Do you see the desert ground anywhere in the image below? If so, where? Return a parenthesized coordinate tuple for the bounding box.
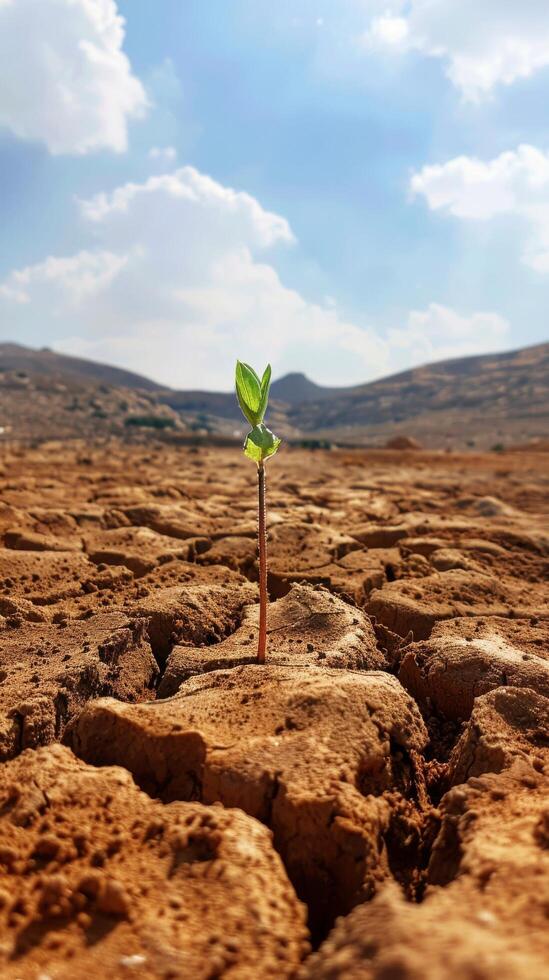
(0, 439, 548, 978)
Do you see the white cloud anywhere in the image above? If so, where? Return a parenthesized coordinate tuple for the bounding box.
(364, 0, 549, 100)
(0, 166, 382, 387)
(148, 146, 178, 169)
(411, 144, 549, 272)
(79, 167, 296, 250)
(0, 250, 128, 305)
(0, 0, 147, 154)
(369, 15, 408, 47)
(0, 165, 511, 387)
(388, 304, 510, 365)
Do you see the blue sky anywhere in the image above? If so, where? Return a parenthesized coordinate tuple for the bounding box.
(0, 0, 548, 388)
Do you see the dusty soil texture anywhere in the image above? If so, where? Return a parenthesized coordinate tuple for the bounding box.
(158, 584, 385, 695)
(302, 687, 549, 979)
(0, 440, 548, 977)
(0, 744, 308, 979)
(70, 665, 428, 937)
(0, 613, 157, 761)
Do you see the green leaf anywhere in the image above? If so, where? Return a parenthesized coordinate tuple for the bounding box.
(235, 360, 263, 426)
(243, 423, 281, 463)
(235, 360, 274, 426)
(242, 362, 261, 387)
(260, 363, 271, 394)
(257, 363, 272, 422)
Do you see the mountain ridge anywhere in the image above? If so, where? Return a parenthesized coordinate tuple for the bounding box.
(1, 339, 547, 449)
(0, 342, 163, 393)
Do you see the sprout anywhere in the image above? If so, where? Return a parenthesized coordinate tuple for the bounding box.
(235, 361, 281, 663)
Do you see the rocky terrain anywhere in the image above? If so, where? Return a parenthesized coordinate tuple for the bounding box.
(2, 340, 547, 448)
(0, 439, 548, 978)
(288, 341, 549, 450)
(0, 345, 184, 442)
(159, 341, 549, 450)
(0, 343, 162, 392)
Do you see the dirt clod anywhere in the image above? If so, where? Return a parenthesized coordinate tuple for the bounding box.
(0, 745, 309, 978)
(71, 664, 428, 937)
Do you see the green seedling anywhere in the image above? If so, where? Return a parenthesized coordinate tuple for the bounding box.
(235, 360, 281, 663)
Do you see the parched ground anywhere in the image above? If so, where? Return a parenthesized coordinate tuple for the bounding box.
(0, 440, 548, 978)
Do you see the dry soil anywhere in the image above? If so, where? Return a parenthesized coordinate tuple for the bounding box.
(0, 441, 547, 978)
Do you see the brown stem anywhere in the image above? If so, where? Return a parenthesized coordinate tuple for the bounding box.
(257, 460, 267, 664)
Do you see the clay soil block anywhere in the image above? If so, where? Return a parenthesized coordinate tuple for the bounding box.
(159, 583, 385, 695)
(0, 613, 157, 761)
(0, 744, 309, 979)
(70, 665, 428, 936)
(303, 686, 549, 979)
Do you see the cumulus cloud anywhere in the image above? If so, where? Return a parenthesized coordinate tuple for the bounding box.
(0, 250, 129, 305)
(364, 0, 549, 100)
(411, 144, 549, 272)
(0, 166, 383, 387)
(0, 165, 511, 387)
(0, 0, 147, 154)
(388, 304, 510, 365)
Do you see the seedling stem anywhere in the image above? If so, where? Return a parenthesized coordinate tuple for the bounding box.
(257, 460, 267, 664)
(234, 360, 281, 663)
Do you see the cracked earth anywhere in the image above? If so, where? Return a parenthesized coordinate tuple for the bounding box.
(0, 441, 548, 978)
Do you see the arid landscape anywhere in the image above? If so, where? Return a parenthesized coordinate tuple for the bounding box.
(4, 0, 549, 976)
(2, 340, 548, 450)
(0, 437, 547, 977)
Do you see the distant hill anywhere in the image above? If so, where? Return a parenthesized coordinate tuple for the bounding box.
(160, 342, 549, 449)
(158, 371, 336, 419)
(0, 342, 161, 392)
(1, 340, 547, 449)
(270, 372, 337, 403)
(287, 342, 549, 449)
(0, 342, 180, 442)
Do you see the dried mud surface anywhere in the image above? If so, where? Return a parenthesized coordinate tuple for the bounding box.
(0, 441, 548, 978)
